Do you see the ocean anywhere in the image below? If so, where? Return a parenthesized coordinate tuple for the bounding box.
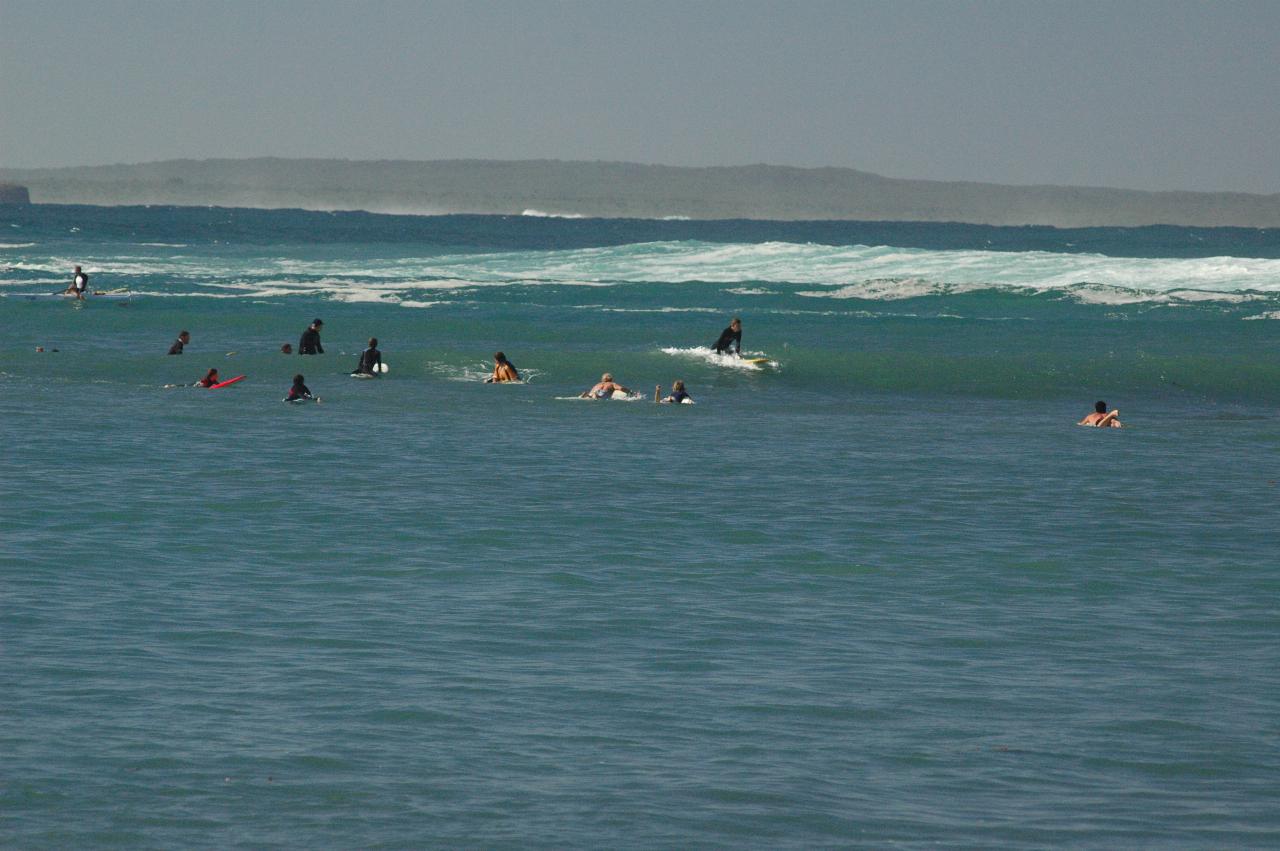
(3, 204, 1278, 847)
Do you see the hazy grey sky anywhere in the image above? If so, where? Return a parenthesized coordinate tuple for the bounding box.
(3, 0, 1278, 192)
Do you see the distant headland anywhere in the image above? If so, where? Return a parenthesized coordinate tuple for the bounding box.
(2, 158, 1278, 228)
(0, 183, 31, 204)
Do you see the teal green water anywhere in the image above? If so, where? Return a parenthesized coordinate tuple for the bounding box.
(3, 206, 1279, 847)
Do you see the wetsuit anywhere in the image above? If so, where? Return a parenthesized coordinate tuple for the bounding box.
(168, 337, 186, 355)
(353, 347, 382, 375)
(285, 381, 312, 401)
(299, 326, 323, 355)
(668, 388, 690, 404)
(712, 325, 741, 355)
(72, 272, 88, 296)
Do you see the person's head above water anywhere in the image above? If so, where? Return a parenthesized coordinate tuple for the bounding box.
(178, 330, 190, 341)
(673, 380, 685, 392)
(730, 317, 741, 329)
(293, 373, 305, 384)
(494, 351, 507, 363)
(368, 337, 377, 348)
(1095, 401, 1107, 413)
(205, 368, 218, 379)
(311, 318, 323, 328)
(74, 265, 82, 273)
(602, 373, 613, 382)
(281, 343, 292, 354)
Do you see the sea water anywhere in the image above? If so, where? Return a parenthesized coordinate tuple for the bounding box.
(2, 205, 1278, 847)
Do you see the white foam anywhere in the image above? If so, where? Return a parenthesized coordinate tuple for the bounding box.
(522, 209, 586, 219)
(660, 346, 773, 370)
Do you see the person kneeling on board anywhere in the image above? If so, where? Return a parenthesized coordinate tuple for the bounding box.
(581, 373, 631, 399)
(196, 368, 221, 388)
(485, 351, 519, 383)
(658, 380, 692, 404)
(1079, 401, 1122, 428)
(353, 337, 383, 376)
(712, 317, 742, 357)
(285, 374, 314, 402)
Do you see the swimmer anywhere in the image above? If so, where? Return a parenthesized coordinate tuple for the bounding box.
(168, 330, 190, 355)
(659, 380, 693, 404)
(712, 317, 742, 357)
(485, 351, 519, 383)
(280, 343, 293, 354)
(580, 373, 631, 399)
(196, 368, 220, 388)
(285, 374, 313, 402)
(353, 337, 383, 376)
(1079, 401, 1122, 428)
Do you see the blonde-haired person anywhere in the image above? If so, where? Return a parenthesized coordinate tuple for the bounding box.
(581, 373, 630, 399)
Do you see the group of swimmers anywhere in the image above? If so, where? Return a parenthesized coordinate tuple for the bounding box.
(63, 267, 1121, 420)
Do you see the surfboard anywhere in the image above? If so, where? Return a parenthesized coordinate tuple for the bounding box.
(741, 357, 770, 365)
(352, 363, 389, 377)
(210, 375, 246, 389)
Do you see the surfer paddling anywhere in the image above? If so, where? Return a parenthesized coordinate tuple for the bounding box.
(712, 317, 742, 357)
(196, 368, 220, 388)
(1079, 401, 1122, 428)
(580, 373, 631, 399)
(658, 380, 693, 404)
(485, 351, 519, 383)
(285, 374, 315, 402)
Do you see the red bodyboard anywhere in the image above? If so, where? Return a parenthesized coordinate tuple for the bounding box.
(210, 375, 246, 389)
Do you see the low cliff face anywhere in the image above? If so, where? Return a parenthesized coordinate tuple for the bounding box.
(0, 183, 31, 204)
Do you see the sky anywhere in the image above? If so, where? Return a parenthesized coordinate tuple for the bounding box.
(2, 0, 1278, 193)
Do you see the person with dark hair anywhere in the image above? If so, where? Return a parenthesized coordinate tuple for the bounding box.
(280, 343, 293, 354)
(168, 330, 190, 355)
(353, 337, 383, 376)
(1079, 400, 1122, 428)
(196, 368, 220, 388)
(285, 374, 313, 402)
(712, 317, 742, 356)
(485, 351, 519, 383)
(299, 319, 324, 355)
(65, 265, 89, 300)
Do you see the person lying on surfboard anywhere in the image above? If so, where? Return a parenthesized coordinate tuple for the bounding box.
(659, 380, 692, 404)
(285, 374, 314, 402)
(1079, 401, 1122, 428)
(485, 351, 520, 383)
(196, 368, 220, 388)
(712, 317, 742, 357)
(581, 373, 631, 399)
(353, 337, 383, 376)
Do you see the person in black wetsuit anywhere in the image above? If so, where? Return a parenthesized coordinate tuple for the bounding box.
(66, 265, 89, 300)
(712, 317, 742, 356)
(353, 337, 382, 376)
(299, 319, 324, 355)
(168, 330, 190, 355)
(285, 374, 313, 402)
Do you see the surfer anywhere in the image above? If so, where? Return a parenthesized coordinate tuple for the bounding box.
(168, 330, 190, 355)
(581, 373, 631, 399)
(285, 374, 314, 402)
(712, 317, 742, 357)
(1079, 401, 1122, 428)
(659, 380, 692, 404)
(299, 319, 324, 355)
(353, 337, 383, 376)
(196, 368, 220, 388)
(485, 351, 519, 383)
(64, 265, 89, 300)
(280, 343, 293, 354)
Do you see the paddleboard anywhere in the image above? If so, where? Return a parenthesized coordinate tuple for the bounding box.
(210, 375, 246, 389)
